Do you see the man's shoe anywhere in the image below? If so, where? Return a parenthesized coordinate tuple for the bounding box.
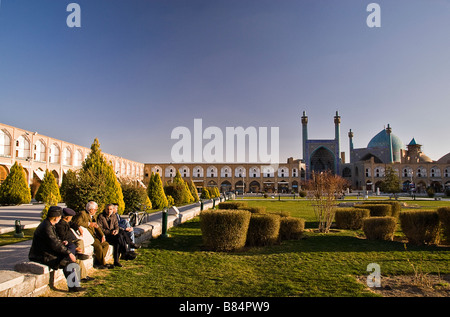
(114, 262, 123, 267)
(94, 264, 107, 270)
(69, 286, 86, 292)
(81, 276, 95, 282)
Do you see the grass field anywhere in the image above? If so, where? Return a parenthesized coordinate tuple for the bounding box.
(82, 199, 450, 297)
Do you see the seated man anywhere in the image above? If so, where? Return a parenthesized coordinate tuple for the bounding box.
(97, 204, 136, 267)
(55, 207, 94, 282)
(113, 203, 139, 254)
(28, 206, 85, 292)
(72, 201, 111, 269)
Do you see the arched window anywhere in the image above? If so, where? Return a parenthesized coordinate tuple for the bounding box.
(15, 135, 30, 159)
(0, 130, 11, 157)
(34, 140, 46, 162)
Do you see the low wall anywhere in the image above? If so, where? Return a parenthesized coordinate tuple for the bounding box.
(0, 197, 222, 297)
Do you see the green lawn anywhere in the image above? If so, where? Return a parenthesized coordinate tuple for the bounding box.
(83, 199, 450, 297)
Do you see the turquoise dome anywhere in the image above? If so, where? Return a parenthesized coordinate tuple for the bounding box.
(367, 128, 405, 161)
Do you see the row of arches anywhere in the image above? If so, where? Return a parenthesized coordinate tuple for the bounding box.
(342, 166, 450, 179)
(200, 180, 300, 194)
(0, 129, 85, 166)
(152, 165, 299, 179)
(0, 128, 144, 181)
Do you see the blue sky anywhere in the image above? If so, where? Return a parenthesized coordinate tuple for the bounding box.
(1, 0, 450, 163)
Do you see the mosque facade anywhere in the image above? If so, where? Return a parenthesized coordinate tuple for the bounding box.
(301, 111, 450, 194)
(2, 111, 450, 196)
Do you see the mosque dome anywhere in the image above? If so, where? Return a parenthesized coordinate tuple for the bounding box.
(367, 127, 405, 153)
(438, 152, 450, 164)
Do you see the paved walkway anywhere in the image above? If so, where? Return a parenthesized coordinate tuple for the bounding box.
(0, 203, 48, 271)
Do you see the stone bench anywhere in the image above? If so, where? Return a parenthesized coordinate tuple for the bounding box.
(0, 244, 113, 297)
(1, 198, 219, 297)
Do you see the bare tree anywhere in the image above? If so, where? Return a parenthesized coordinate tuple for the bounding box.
(306, 171, 348, 233)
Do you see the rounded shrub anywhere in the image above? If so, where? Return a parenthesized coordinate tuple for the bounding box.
(437, 207, 450, 241)
(246, 213, 281, 247)
(238, 206, 267, 214)
(218, 201, 248, 210)
(279, 217, 305, 240)
(355, 204, 392, 217)
(200, 209, 251, 251)
(335, 208, 370, 230)
(399, 210, 440, 245)
(363, 217, 397, 241)
(362, 201, 401, 218)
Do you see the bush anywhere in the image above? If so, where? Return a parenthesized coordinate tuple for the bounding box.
(399, 210, 440, 245)
(335, 208, 370, 230)
(147, 172, 168, 210)
(0, 162, 31, 205)
(437, 207, 450, 241)
(362, 201, 401, 218)
(120, 180, 152, 214)
(238, 206, 266, 214)
(279, 217, 305, 240)
(200, 187, 210, 199)
(200, 209, 251, 251)
(246, 214, 281, 247)
(271, 210, 290, 217)
(355, 204, 392, 217)
(218, 201, 248, 210)
(164, 183, 191, 206)
(35, 170, 61, 204)
(363, 217, 397, 241)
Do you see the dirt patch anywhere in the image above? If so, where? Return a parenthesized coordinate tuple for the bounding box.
(357, 274, 450, 297)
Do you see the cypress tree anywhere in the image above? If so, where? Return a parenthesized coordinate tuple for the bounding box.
(35, 169, 61, 204)
(60, 169, 77, 202)
(172, 170, 194, 204)
(188, 180, 199, 202)
(147, 172, 168, 209)
(200, 187, 210, 200)
(0, 162, 31, 205)
(82, 138, 125, 213)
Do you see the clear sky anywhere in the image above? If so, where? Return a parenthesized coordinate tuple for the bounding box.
(1, 0, 449, 163)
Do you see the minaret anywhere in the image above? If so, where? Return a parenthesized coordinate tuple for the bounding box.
(301, 111, 308, 161)
(386, 124, 393, 163)
(334, 111, 341, 162)
(348, 129, 354, 163)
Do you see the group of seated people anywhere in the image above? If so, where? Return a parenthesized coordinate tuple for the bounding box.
(28, 201, 140, 292)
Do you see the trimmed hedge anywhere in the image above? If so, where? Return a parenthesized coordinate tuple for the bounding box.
(200, 209, 251, 251)
(363, 217, 397, 241)
(218, 201, 248, 210)
(246, 214, 281, 247)
(335, 208, 370, 230)
(238, 206, 267, 214)
(279, 217, 305, 240)
(399, 210, 440, 245)
(355, 204, 392, 217)
(362, 201, 401, 218)
(437, 207, 450, 241)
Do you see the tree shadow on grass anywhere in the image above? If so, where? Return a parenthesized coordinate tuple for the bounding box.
(145, 218, 450, 255)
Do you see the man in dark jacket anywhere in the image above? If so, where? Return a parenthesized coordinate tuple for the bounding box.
(29, 206, 85, 292)
(55, 208, 94, 282)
